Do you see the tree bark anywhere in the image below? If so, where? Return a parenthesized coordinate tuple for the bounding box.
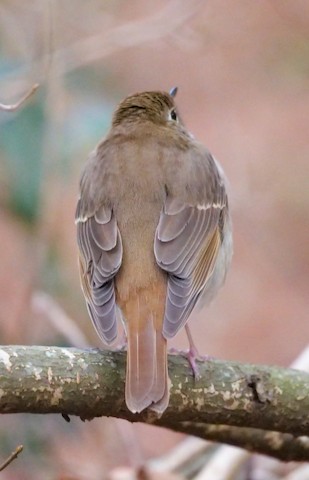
(0, 345, 308, 461)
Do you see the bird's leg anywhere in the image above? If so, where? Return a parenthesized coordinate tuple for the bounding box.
(112, 330, 127, 351)
(184, 324, 203, 379)
(169, 325, 211, 380)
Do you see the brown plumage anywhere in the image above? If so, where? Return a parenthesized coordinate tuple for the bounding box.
(75, 89, 232, 414)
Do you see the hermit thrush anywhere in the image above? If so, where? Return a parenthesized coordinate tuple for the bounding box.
(75, 89, 232, 414)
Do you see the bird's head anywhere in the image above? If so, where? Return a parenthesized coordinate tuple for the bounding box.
(112, 88, 181, 127)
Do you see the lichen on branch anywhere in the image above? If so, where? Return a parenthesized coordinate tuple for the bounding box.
(0, 345, 309, 461)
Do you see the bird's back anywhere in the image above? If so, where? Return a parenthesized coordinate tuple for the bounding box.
(97, 132, 169, 413)
(76, 90, 232, 414)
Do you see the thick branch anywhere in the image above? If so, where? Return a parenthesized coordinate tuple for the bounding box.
(0, 345, 309, 461)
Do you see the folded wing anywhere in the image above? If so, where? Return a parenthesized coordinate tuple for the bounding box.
(76, 201, 122, 344)
(154, 163, 227, 339)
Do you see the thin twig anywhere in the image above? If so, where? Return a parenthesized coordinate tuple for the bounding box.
(0, 445, 23, 472)
(31, 291, 89, 348)
(2, 0, 203, 87)
(0, 84, 39, 111)
(193, 445, 248, 480)
(149, 437, 213, 476)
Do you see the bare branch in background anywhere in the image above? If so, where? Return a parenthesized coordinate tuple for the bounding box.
(0, 445, 23, 472)
(148, 437, 212, 475)
(32, 291, 89, 348)
(176, 422, 309, 463)
(2, 0, 203, 88)
(51, 0, 203, 75)
(0, 83, 39, 111)
(193, 445, 248, 480)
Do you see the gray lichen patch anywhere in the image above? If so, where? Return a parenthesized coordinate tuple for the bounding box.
(47, 367, 53, 383)
(33, 367, 43, 380)
(231, 379, 243, 392)
(0, 349, 12, 371)
(77, 357, 89, 370)
(61, 348, 77, 367)
(51, 387, 64, 406)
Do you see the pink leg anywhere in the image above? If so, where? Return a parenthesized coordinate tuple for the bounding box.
(112, 330, 127, 351)
(169, 325, 211, 379)
(185, 324, 210, 379)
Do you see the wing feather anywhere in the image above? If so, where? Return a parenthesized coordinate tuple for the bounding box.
(76, 199, 122, 344)
(154, 169, 226, 339)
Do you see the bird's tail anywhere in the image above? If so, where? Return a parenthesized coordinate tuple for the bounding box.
(123, 286, 169, 414)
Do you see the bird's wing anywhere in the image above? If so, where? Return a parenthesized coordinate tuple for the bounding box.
(75, 200, 122, 344)
(154, 156, 227, 339)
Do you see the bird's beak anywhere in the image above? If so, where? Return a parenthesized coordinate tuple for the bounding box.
(169, 87, 178, 98)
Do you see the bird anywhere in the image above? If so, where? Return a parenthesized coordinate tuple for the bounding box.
(75, 88, 232, 414)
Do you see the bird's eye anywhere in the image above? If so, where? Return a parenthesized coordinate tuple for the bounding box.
(169, 109, 178, 122)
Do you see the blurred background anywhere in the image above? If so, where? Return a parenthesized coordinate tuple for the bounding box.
(0, 0, 308, 478)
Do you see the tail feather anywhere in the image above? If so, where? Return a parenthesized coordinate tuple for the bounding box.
(149, 330, 169, 414)
(123, 292, 169, 414)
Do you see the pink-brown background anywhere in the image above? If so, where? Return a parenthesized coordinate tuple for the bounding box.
(0, 1, 308, 478)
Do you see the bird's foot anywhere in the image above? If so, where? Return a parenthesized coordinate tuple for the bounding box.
(169, 346, 211, 380)
(169, 324, 213, 379)
(186, 346, 211, 380)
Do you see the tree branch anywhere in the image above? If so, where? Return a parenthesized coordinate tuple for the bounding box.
(0, 445, 23, 472)
(0, 345, 309, 461)
(174, 423, 309, 462)
(0, 84, 39, 111)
